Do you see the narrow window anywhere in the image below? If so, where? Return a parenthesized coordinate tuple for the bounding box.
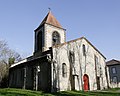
(37, 31, 42, 51)
(112, 67, 116, 74)
(37, 65, 40, 72)
(21, 68, 24, 81)
(69, 51, 75, 64)
(62, 63, 67, 77)
(83, 44, 86, 56)
(52, 31, 60, 46)
(95, 55, 99, 65)
(94, 55, 99, 71)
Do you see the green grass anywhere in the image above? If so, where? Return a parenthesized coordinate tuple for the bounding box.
(105, 88, 120, 91)
(0, 88, 52, 96)
(0, 88, 120, 96)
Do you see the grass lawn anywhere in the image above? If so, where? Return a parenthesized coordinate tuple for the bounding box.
(0, 88, 120, 96)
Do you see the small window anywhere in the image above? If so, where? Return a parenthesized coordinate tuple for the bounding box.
(83, 44, 86, 56)
(112, 67, 116, 74)
(69, 51, 75, 64)
(62, 63, 67, 77)
(95, 55, 99, 65)
(112, 76, 117, 83)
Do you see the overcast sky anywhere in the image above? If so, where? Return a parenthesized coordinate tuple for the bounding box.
(0, 0, 120, 60)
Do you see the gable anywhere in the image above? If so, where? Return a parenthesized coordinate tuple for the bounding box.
(106, 59, 120, 66)
(52, 37, 106, 59)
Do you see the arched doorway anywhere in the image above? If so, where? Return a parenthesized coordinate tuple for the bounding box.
(83, 74, 89, 91)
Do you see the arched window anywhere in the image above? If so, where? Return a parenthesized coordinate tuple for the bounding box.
(62, 63, 67, 77)
(52, 31, 60, 46)
(37, 31, 42, 51)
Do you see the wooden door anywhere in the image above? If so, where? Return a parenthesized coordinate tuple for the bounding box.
(83, 74, 89, 91)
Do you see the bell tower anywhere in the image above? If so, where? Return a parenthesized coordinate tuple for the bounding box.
(34, 11, 66, 53)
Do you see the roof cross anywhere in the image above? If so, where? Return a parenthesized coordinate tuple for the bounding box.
(48, 8, 51, 12)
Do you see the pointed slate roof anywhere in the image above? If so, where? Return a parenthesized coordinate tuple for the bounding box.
(40, 11, 63, 29)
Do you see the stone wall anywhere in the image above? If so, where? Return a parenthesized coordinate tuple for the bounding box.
(9, 57, 51, 92)
(44, 24, 66, 51)
(52, 37, 107, 91)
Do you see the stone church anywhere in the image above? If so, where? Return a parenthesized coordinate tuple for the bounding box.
(9, 11, 108, 92)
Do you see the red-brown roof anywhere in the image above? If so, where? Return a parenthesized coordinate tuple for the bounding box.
(40, 11, 63, 29)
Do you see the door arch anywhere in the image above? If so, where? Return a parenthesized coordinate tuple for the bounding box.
(83, 74, 89, 91)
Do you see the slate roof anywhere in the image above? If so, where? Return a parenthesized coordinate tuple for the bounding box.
(106, 59, 120, 66)
(39, 11, 63, 29)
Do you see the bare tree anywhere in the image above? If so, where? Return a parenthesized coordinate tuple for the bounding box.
(0, 40, 22, 87)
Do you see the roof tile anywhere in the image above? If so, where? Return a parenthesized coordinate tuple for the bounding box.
(40, 11, 62, 28)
